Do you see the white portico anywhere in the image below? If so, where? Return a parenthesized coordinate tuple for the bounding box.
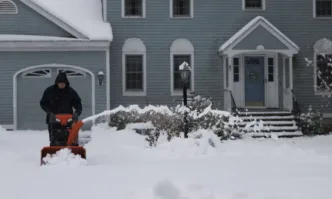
(218, 16, 299, 111)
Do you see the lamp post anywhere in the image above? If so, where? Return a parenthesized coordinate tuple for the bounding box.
(179, 62, 191, 138)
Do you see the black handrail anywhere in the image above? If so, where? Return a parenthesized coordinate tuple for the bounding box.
(229, 90, 238, 114)
(291, 89, 301, 128)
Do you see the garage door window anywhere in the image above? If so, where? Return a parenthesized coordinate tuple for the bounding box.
(22, 69, 51, 78)
(58, 69, 86, 77)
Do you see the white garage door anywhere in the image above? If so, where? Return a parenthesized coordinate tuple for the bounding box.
(17, 67, 93, 130)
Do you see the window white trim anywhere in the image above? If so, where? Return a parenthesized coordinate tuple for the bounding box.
(122, 38, 147, 96)
(57, 68, 87, 78)
(242, 0, 266, 10)
(121, 0, 146, 18)
(22, 69, 52, 78)
(170, 38, 194, 96)
(13, 64, 96, 130)
(0, 0, 18, 14)
(106, 49, 110, 110)
(313, 0, 332, 19)
(170, 0, 194, 18)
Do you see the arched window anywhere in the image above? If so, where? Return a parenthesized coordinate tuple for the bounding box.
(170, 38, 194, 95)
(22, 69, 51, 78)
(122, 38, 146, 96)
(0, 0, 18, 14)
(58, 69, 86, 77)
(313, 38, 332, 93)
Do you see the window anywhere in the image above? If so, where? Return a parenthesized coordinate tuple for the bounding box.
(122, 38, 146, 96)
(122, 0, 145, 17)
(171, 0, 193, 18)
(243, 0, 265, 10)
(125, 55, 144, 91)
(58, 69, 85, 77)
(315, 0, 332, 17)
(233, 58, 239, 82)
(315, 54, 332, 91)
(0, 0, 18, 14)
(170, 39, 194, 95)
(23, 69, 51, 78)
(268, 58, 274, 82)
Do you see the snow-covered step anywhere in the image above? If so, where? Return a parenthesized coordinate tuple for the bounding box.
(240, 115, 294, 120)
(237, 120, 296, 126)
(248, 131, 303, 138)
(237, 111, 291, 116)
(240, 125, 299, 131)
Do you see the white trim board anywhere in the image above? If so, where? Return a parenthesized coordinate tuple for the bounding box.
(218, 16, 299, 57)
(0, 40, 110, 51)
(20, 0, 87, 39)
(13, 64, 96, 130)
(106, 49, 110, 110)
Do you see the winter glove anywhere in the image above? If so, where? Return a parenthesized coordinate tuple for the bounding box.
(49, 112, 56, 123)
(72, 112, 79, 122)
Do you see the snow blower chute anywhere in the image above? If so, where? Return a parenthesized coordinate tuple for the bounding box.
(40, 114, 86, 165)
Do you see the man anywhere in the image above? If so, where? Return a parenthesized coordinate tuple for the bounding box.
(40, 71, 82, 144)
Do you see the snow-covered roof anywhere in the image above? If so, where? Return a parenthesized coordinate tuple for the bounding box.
(27, 0, 113, 41)
(0, 34, 79, 41)
(218, 16, 299, 52)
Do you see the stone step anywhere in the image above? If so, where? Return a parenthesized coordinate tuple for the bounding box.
(237, 120, 297, 126)
(239, 115, 295, 121)
(237, 111, 292, 116)
(247, 131, 303, 138)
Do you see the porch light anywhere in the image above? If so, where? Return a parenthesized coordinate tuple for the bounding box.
(179, 61, 191, 139)
(179, 61, 191, 83)
(97, 71, 104, 86)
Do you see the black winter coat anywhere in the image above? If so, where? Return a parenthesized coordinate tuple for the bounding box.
(40, 72, 82, 124)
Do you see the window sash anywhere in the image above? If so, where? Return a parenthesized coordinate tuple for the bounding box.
(244, 0, 263, 9)
(316, 54, 332, 91)
(172, 0, 191, 16)
(125, 55, 144, 90)
(124, 0, 143, 16)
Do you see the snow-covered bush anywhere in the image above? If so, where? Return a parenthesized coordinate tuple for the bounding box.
(298, 106, 324, 136)
(107, 96, 241, 145)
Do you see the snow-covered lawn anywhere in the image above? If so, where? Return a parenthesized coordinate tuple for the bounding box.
(1, 124, 332, 199)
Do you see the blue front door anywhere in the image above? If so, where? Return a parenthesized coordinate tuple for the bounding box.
(245, 56, 265, 106)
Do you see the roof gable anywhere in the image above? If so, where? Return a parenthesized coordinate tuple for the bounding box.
(20, 0, 113, 41)
(219, 16, 299, 54)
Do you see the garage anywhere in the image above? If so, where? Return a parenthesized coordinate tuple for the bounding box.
(15, 66, 94, 130)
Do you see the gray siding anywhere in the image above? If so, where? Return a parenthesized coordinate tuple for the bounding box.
(0, 51, 106, 125)
(107, 0, 332, 113)
(233, 26, 288, 50)
(0, 0, 72, 37)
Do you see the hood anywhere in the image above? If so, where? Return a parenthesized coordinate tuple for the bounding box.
(55, 72, 70, 87)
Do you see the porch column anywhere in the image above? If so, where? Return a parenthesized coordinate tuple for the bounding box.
(289, 56, 293, 90)
(227, 56, 233, 111)
(283, 56, 293, 111)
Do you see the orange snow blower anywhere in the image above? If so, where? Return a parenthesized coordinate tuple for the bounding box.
(40, 114, 86, 165)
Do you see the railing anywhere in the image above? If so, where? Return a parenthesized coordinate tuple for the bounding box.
(229, 90, 238, 115)
(291, 89, 301, 127)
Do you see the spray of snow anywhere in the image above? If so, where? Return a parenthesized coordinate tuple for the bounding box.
(42, 148, 88, 167)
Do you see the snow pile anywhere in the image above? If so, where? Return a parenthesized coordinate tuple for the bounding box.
(30, 0, 113, 40)
(152, 179, 220, 199)
(42, 148, 88, 167)
(151, 130, 221, 158)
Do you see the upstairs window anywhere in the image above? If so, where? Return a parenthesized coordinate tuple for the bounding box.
(243, 0, 265, 10)
(0, 0, 18, 14)
(315, 0, 332, 17)
(123, 0, 145, 17)
(171, 0, 193, 18)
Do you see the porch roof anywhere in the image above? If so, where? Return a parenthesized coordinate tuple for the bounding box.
(218, 16, 299, 57)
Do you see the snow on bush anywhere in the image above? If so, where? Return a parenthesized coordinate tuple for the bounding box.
(298, 106, 324, 135)
(42, 148, 88, 167)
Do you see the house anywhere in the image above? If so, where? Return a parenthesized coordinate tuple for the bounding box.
(1, 0, 332, 133)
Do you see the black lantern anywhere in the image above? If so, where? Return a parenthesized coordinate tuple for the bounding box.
(180, 62, 191, 83)
(179, 62, 191, 138)
(97, 71, 104, 86)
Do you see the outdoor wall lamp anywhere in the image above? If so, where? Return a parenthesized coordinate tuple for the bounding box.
(97, 71, 104, 86)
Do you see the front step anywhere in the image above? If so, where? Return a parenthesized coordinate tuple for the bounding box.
(235, 111, 302, 137)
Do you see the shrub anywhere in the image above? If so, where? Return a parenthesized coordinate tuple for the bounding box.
(298, 106, 324, 136)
